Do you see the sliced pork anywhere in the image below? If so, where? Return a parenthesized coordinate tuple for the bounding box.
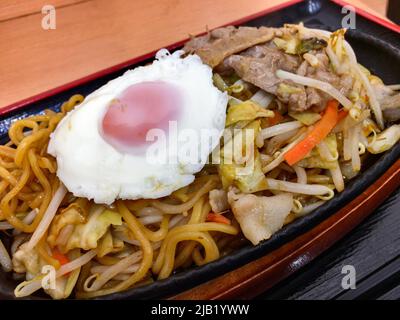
(227, 188, 293, 245)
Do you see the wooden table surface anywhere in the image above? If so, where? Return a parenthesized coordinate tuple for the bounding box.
(0, 0, 388, 109)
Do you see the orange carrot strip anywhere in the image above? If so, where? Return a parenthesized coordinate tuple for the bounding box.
(268, 111, 284, 126)
(284, 100, 339, 166)
(206, 213, 231, 225)
(337, 109, 348, 123)
(52, 248, 70, 266)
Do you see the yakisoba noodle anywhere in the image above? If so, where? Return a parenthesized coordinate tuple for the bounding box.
(0, 96, 79, 268)
(0, 95, 239, 298)
(1, 23, 400, 299)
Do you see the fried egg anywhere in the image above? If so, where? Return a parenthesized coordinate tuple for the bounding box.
(48, 50, 227, 204)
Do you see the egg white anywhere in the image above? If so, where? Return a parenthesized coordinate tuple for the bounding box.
(48, 50, 227, 204)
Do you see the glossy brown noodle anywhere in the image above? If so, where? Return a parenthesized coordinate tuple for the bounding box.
(0, 96, 239, 298)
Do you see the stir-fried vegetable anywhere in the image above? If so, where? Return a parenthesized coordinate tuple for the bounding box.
(206, 213, 231, 225)
(337, 109, 349, 123)
(220, 148, 268, 193)
(220, 120, 270, 193)
(298, 155, 337, 170)
(52, 249, 70, 266)
(297, 37, 328, 54)
(267, 111, 284, 126)
(284, 100, 339, 165)
(273, 36, 327, 55)
(367, 124, 400, 154)
(47, 201, 88, 248)
(251, 90, 274, 108)
(226, 100, 274, 126)
(97, 230, 124, 258)
(0, 239, 12, 272)
(289, 111, 321, 126)
(51, 207, 122, 252)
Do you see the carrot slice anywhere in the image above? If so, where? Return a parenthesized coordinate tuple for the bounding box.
(284, 100, 339, 166)
(268, 111, 284, 126)
(206, 213, 231, 225)
(52, 248, 70, 266)
(337, 109, 348, 123)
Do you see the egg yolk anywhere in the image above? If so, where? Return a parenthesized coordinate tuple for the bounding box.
(101, 81, 182, 152)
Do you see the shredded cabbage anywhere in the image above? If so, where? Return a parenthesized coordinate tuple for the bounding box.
(226, 100, 274, 126)
(97, 230, 124, 258)
(220, 121, 268, 193)
(316, 134, 339, 161)
(273, 37, 299, 54)
(235, 149, 268, 193)
(289, 111, 321, 126)
(273, 35, 326, 55)
(63, 207, 122, 252)
(297, 155, 337, 169)
(367, 124, 400, 154)
(12, 242, 43, 276)
(47, 201, 88, 248)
